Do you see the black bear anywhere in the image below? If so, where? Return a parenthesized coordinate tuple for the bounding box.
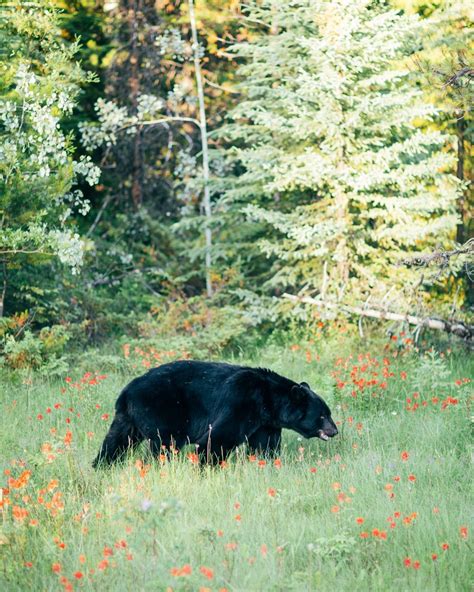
(93, 360, 338, 466)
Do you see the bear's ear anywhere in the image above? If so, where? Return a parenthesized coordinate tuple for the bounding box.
(291, 385, 307, 402)
(300, 381, 310, 389)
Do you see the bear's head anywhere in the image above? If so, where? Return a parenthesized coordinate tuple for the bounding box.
(282, 382, 338, 441)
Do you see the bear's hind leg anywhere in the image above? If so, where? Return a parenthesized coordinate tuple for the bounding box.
(93, 412, 141, 467)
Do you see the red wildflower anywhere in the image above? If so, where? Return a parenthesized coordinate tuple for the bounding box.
(199, 566, 214, 580)
(408, 474, 416, 482)
(431, 554, 438, 561)
(74, 572, 83, 579)
(273, 458, 282, 469)
(52, 563, 61, 573)
(360, 532, 369, 539)
(400, 451, 409, 461)
(267, 488, 276, 498)
(171, 564, 192, 577)
(225, 542, 238, 551)
(441, 543, 449, 551)
(460, 526, 468, 540)
(356, 517, 364, 524)
(413, 561, 420, 570)
(404, 557, 411, 567)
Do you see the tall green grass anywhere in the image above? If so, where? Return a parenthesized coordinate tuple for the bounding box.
(1, 342, 472, 591)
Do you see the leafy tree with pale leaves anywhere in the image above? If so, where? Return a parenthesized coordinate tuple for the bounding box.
(0, 1, 99, 316)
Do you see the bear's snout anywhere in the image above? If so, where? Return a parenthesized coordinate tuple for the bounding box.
(317, 418, 338, 441)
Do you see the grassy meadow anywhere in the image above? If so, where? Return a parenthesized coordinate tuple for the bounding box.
(1, 337, 473, 591)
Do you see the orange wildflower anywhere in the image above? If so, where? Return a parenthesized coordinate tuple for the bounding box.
(199, 566, 214, 580)
(187, 453, 199, 465)
(170, 564, 192, 577)
(8, 470, 31, 489)
(12, 505, 28, 521)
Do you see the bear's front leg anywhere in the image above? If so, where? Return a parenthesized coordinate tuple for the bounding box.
(247, 427, 281, 457)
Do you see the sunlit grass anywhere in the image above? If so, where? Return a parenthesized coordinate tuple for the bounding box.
(1, 342, 472, 591)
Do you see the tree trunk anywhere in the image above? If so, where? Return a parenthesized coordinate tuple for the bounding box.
(0, 261, 6, 318)
(456, 114, 465, 243)
(128, 0, 143, 209)
(189, 0, 213, 298)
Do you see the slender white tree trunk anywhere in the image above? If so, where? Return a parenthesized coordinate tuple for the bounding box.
(189, 0, 212, 297)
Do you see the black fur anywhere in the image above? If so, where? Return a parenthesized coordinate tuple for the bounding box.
(93, 360, 338, 466)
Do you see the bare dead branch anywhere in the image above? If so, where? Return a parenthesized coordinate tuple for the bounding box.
(282, 293, 474, 344)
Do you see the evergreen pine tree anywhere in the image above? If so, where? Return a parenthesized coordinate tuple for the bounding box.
(221, 0, 461, 307)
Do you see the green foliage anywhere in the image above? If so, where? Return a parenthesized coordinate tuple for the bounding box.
(2, 324, 70, 370)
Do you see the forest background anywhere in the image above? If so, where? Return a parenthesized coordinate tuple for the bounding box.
(0, 0, 472, 370)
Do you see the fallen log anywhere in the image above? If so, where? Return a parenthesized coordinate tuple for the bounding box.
(282, 293, 474, 343)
